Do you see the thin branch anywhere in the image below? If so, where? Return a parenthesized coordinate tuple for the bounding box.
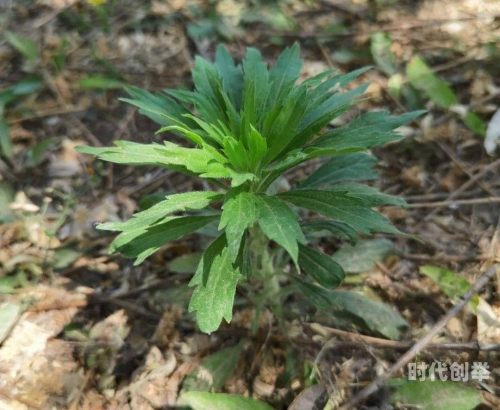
(338, 265, 499, 410)
(307, 323, 500, 351)
(405, 197, 500, 208)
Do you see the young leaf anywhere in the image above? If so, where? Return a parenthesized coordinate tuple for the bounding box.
(298, 244, 345, 288)
(255, 195, 306, 264)
(279, 189, 402, 235)
(189, 235, 242, 333)
(300, 152, 377, 188)
(215, 45, 244, 110)
(219, 190, 257, 262)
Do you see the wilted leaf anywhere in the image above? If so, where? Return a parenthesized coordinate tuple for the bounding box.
(180, 392, 274, 410)
(332, 239, 395, 273)
(288, 383, 327, 410)
(406, 56, 457, 108)
(182, 341, 245, 392)
(392, 380, 482, 410)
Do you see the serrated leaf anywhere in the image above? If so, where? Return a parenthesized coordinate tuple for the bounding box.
(255, 195, 306, 264)
(279, 189, 402, 235)
(391, 380, 482, 410)
(309, 110, 425, 155)
(332, 239, 395, 273)
(99, 191, 222, 232)
(219, 190, 257, 262)
(189, 237, 242, 333)
(327, 183, 406, 206)
(298, 244, 345, 288)
(406, 56, 457, 108)
(293, 276, 409, 339)
(419, 265, 479, 307)
(300, 153, 377, 188)
(182, 340, 245, 392)
(180, 392, 274, 410)
(111, 215, 218, 265)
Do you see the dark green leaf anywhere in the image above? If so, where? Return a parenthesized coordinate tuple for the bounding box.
(301, 220, 359, 244)
(300, 153, 377, 188)
(0, 118, 12, 158)
(279, 189, 402, 235)
(332, 239, 395, 273)
(298, 244, 345, 288)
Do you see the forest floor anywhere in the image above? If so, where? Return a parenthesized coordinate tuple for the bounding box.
(1, 0, 500, 409)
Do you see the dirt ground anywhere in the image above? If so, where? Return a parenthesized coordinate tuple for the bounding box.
(1, 0, 500, 409)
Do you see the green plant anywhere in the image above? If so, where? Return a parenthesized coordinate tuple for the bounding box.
(77, 44, 423, 333)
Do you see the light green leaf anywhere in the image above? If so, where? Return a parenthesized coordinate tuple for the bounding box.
(370, 32, 396, 75)
(419, 265, 479, 307)
(99, 191, 222, 232)
(189, 236, 242, 333)
(279, 190, 402, 236)
(392, 380, 482, 410)
(219, 190, 256, 262)
(110, 215, 219, 265)
(182, 340, 245, 392)
(406, 56, 457, 108)
(5, 31, 38, 62)
(78, 76, 124, 89)
(170, 253, 202, 274)
(53, 248, 85, 270)
(255, 195, 306, 264)
(332, 239, 395, 273)
(298, 244, 345, 288)
(180, 392, 274, 410)
(463, 111, 486, 137)
(300, 153, 377, 188)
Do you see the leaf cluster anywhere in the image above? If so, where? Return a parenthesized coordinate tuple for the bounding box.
(77, 44, 423, 332)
